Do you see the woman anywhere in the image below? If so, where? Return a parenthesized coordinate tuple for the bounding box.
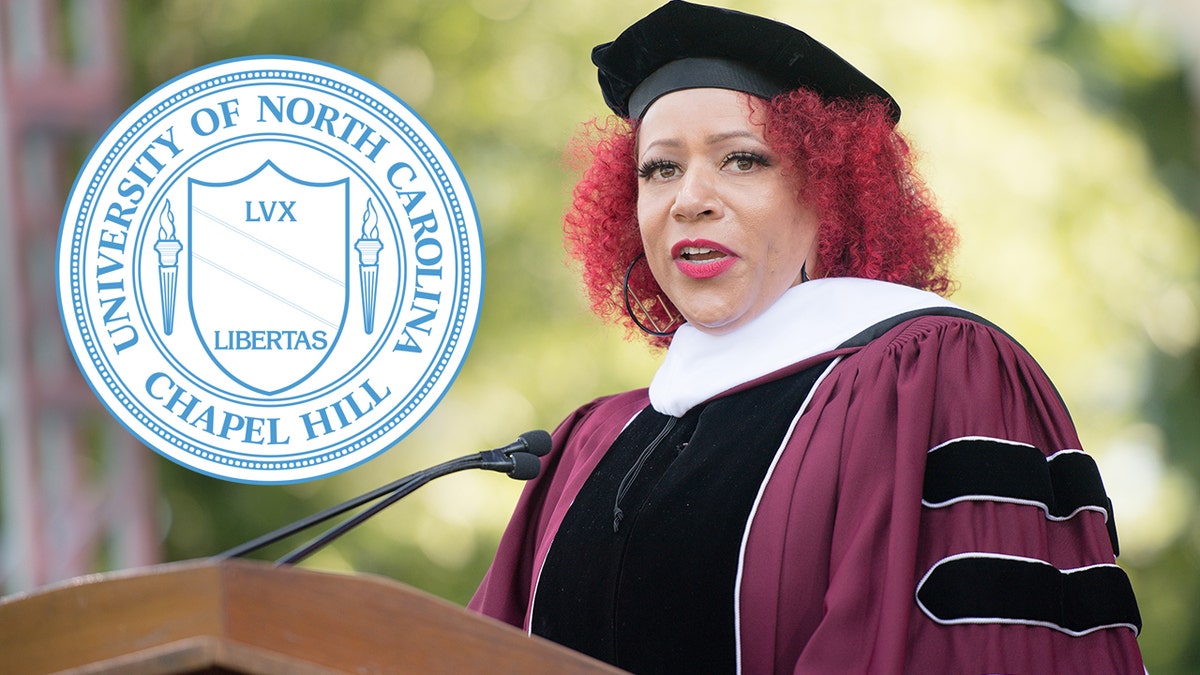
(471, 2, 1145, 673)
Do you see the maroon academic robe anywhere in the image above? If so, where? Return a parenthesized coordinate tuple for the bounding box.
(470, 280, 1144, 674)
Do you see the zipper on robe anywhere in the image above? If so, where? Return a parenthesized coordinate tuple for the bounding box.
(612, 416, 677, 532)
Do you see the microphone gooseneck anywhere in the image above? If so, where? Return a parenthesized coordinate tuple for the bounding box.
(214, 431, 550, 564)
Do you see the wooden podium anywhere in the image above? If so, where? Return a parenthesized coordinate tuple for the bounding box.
(0, 559, 624, 674)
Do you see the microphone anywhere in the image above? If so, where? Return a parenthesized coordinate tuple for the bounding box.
(507, 451, 542, 480)
(496, 429, 553, 458)
(215, 431, 551, 563)
(477, 430, 550, 478)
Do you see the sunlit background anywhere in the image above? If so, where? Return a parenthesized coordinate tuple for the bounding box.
(1, 0, 1197, 671)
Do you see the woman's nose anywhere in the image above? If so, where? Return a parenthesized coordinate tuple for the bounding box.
(670, 169, 722, 222)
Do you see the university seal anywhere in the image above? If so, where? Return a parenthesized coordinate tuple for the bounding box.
(56, 56, 484, 483)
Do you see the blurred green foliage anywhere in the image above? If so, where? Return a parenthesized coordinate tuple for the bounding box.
(110, 0, 1200, 671)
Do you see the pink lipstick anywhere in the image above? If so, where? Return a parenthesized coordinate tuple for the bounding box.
(671, 239, 737, 279)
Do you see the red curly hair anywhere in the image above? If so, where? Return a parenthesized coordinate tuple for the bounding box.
(563, 88, 958, 346)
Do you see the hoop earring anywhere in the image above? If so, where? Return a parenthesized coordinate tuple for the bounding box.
(623, 253, 680, 337)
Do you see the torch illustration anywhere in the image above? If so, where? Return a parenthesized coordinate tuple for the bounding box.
(354, 198, 383, 334)
(154, 200, 182, 336)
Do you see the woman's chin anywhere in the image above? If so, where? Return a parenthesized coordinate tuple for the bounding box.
(679, 311, 743, 335)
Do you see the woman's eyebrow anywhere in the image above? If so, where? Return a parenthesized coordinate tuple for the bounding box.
(640, 130, 764, 156)
(705, 130, 761, 145)
(639, 137, 681, 156)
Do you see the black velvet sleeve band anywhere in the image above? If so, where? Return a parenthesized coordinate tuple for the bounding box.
(916, 553, 1142, 636)
(923, 437, 1120, 554)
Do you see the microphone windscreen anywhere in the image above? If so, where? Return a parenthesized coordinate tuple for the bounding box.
(519, 430, 553, 457)
(508, 452, 541, 480)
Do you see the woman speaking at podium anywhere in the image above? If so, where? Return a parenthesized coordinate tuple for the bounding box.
(470, 2, 1145, 672)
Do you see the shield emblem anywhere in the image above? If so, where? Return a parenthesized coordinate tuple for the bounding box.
(188, 161, 349, 396)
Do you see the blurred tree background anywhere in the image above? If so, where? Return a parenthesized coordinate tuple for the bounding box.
(3, 0, 1198, 671)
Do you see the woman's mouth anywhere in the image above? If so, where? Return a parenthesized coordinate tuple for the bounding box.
(672, 241, 737, 279)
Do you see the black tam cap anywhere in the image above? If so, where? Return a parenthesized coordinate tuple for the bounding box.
(592, 0, 901, 123)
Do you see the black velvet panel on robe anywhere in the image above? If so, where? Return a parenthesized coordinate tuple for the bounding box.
(531, 362, 830, 674)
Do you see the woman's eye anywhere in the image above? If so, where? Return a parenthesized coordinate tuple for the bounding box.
(725, 152, 769, 172)
(638, 160, 679, 180)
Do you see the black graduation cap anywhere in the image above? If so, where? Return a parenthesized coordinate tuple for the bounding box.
(592, 0, 901, 123)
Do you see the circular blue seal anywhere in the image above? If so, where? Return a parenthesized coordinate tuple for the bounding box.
(56, 56, 484, 483)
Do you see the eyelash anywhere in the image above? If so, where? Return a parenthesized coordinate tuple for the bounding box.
(724, 151, 770, 169)
(636, 152, 771, 180)
(636, 159, 676, 179)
